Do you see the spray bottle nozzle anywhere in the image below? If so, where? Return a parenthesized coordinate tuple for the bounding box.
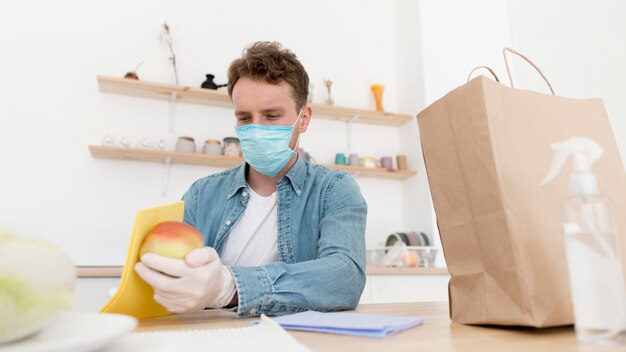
(541, 137, 603, 196)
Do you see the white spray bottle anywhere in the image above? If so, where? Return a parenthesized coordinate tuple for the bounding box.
(542, 137, 626, 346)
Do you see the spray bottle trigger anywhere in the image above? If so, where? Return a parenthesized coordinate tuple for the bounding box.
(541, 143, 569, 186)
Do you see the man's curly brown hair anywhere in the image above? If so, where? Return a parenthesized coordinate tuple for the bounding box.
(227, 41, 309, 111)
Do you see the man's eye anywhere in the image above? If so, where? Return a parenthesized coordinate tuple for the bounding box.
(267, 115, 280, 119)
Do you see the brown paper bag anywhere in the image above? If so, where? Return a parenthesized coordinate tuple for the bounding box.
(417, 49, 626, 327)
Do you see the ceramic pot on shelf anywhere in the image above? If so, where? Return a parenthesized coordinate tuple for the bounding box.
(360, 157, 378, 168)
(222, 137, 241, 157)
(203, 140, 222, 155)
(175, 136, 196, 153)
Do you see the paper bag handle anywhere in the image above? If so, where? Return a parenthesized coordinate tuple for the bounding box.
(503, 47, 556, 95)
(467, 66, 500, 83)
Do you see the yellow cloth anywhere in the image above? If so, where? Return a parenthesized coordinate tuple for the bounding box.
(100, 201, 184, 319)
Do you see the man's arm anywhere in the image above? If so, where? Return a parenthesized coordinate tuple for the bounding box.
(183, 180, 242, 310)
(229, 174, 367, 317)
(182, 181, 199, 228)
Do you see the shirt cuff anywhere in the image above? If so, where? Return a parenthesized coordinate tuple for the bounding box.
(228, 266, 273, 318)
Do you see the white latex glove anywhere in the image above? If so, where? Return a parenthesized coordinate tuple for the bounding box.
(134, 247, 237, 313)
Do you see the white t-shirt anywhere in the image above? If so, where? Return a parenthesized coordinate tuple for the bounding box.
(220, 185, 279, 267)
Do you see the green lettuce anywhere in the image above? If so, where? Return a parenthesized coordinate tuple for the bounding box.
(0, 232, 75, 345)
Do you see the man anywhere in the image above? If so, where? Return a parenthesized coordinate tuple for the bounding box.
(135, 41, 367, 318)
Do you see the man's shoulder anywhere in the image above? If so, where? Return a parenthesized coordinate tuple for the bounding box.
(304, 162, 366, 208)
(306, 161, 345, 178)
(190, 164, 243, 192)
(305, 162, 358, 192)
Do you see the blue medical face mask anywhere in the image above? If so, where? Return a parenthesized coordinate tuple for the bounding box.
(235, 109, 302, 177)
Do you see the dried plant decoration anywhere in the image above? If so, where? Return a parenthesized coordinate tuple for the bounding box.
(160, 21, 179, 86)
(324, 79, 334, 105)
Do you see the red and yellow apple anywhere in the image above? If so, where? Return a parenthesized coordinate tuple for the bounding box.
(139, 221, 204, 259)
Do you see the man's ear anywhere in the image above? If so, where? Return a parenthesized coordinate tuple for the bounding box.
(299, 104, 313, 133)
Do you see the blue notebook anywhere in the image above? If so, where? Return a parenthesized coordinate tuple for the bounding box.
(268, 311, 423, 338)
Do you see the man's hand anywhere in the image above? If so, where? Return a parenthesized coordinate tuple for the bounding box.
(134, 247, 237, 313)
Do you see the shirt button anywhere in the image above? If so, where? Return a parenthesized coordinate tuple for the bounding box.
(242, 191, 248, 197)
(225, 220, 231, 226)
(249, 308, 257, 315)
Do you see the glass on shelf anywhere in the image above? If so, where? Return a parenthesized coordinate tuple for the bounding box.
(135, 138, 152, 150)
(118, 136, 133, 148)
(102, 134, 116, 147)
(152, 139, 167, 151)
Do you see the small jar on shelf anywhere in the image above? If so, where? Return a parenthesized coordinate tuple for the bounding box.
(175, 136, 196, 153)
(222, 137, 241, 157)
(202, 139, 222, 155)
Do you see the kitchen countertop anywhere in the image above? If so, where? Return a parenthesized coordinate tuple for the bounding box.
(76, 266, 449, 277)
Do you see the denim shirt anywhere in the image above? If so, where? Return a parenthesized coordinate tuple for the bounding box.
(182, 157, 367, 318)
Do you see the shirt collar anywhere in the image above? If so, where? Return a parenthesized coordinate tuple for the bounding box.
(227, 157, 307, 199)
(227, 163, 247, 199)
(284, 156, 307, 197)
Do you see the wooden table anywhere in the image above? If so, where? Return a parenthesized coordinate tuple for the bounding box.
(136, 302, 615, 351)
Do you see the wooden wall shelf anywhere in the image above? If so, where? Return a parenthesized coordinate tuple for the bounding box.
(320, 163, 416, 180)
(97, 75, 413, 127)
(89, 145, 243, 168)
(89, 145, 417, 180)
(98, 75, 232, 108)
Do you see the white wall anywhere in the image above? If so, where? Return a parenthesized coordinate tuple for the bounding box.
(0, 0, 430, 265)
(3, 0, 622, 270)
(392, 0, 433, 249)
(506, 0, 626, 164)
(412, 0, 626, 266)
(417, 0, 513, 106)
(410, 0, 513, 266)
(414, 0, 626, 167)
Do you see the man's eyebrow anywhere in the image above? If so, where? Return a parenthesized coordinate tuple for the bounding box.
(234, 110, 252, 116)
(261, 107, 285, 114)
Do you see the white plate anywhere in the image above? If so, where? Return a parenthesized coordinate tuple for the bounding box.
(1, 312, 137, 352)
